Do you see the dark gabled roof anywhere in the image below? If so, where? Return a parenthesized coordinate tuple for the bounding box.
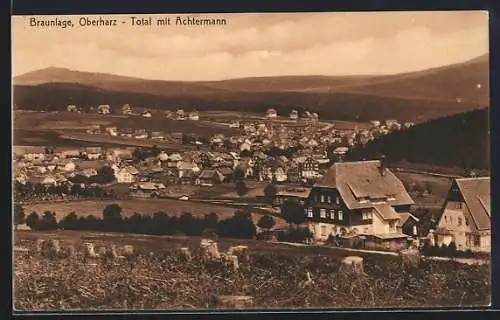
(456, 177, 491, 231)
(374, 204, 400, 221)
(314, 160, 414, 209)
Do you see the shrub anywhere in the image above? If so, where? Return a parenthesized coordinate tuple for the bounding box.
(257, 215, 275, 231)
(263, 184, 278, 201)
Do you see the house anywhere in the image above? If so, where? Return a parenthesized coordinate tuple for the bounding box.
(177, 161, 201, 178)
(142, 110, 152, 118)
(266, 108, 278, 119)
(122, 104, 132, 115)
(86, 124, 102, 135)
(370, 120, 381, 127)
(134, 129, 148, 139)
(58, 159, 76, 172)
(115, 166, 139, 183)
(176, 108, 186, 120)
(273, 167, 288, 183)
(198, 169, 225, 186)
(287, 163, 301, 183)
(239, 141, 252, 152)
(229, 121, 240, 128)
(164, 110, 174, 119)
(299, 156, 320, 180)
(332, 147, 349, 163)
(179, 170, 198, 185)
(158, 151, 169, 162)
(188, 110, 200, 121)
(274, 187, 311, 207)
(168, 153, 183, 162)
(97, 105, 111, 114)
(397, 212, 420, 238)
(150, 131, 165, 141)
(290, 110, 299, 120)
(404, 122, 415, 129)
(303, 160, 415, 243)
(59, 149, 81, 159)
(434, 177, 490, 253)
(105, 126, 118, 136)
(67, 105, 78, 112)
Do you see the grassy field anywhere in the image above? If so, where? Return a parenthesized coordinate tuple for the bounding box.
(22, 198, 288, 228)
(13, 230, 491, 310)
(394, 172, 452, 208)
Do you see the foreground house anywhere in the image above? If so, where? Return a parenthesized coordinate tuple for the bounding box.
(434, 177, 490, 253)
(274, 187, 311, 207)
(304, 160, 415, 246)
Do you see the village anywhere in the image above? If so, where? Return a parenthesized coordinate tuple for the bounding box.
(13, 106, 490, 257)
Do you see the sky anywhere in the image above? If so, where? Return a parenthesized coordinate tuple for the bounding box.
(11, 11, 489, 81)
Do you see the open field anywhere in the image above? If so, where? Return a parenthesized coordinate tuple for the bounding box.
(22, 198, 288, 228)
(13, 230, 491, 310)
(394, 171, 452, 209)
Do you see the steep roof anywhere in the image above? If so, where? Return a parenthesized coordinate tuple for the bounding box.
(314, 160, 414, 210)
(374, 204, 400, 221)
(456, 177, 491, 231)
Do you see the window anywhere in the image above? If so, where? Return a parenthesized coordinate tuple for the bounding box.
(389, 221, 395, 231)
(363, 228, 369, 234)
(320, 194, 325, 203)
(330, 210, 335, 220)
(320, 209, 326, 218)
(338, 210, 343, 221)
(307, 207, 313, 218)
(362, 212, 372, 220)
(336, 197, 340, 204)
(327, 195, 331, 203)
(458, 218, 463, 226)
(465, 218, 469, 226)
(474, 235, 481, 247)
(444, 216, 447, 223)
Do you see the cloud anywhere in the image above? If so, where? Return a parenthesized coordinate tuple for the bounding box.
(11, 11, 488, 80)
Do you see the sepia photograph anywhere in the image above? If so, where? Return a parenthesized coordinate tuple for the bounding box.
(11, 11, 491, 311)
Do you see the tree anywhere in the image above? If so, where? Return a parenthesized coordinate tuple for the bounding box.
(264, 184, 278, 201)
(281, 200, 306, 227)
(217, 210, 256, 239)
(39, 211, 58, 230)
(59, 212, 79, 230)
(26, 211, 40, 230)
(235, 180, 249, 197)
(232, 167, 246, 182)
(204, 212, 219, 230)
(14, 204, 25, 230)
(257, 215, 275, 231)
(95, 166, 115, 184)
(102, 204, 123, 231)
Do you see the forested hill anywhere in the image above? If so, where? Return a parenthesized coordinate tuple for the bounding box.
(346, 107, 490, 170)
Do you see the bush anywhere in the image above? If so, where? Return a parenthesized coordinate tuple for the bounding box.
(217, 210, 256, 239)
(264, 184, 278, 201)
(257, 215, 275, 231)
(277, 227, 313, 243)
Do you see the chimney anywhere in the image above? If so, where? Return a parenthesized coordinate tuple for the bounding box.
(379, 154, 387, 176)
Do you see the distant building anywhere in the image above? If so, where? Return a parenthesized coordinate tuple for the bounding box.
(105, 126, 118, 136)
(290, 110, 299, 120)
(122, 104, 132, 115)
(150, 131, 165, 141)
(67, 105, 78, 112)
(176, 108, 186, 120)
(188, 110, 200, 121)
(434, 177, 490, 253)
(229, 120, 240, 128)
(404, 122, 415, 129)
(142, 110, 152, 118)
(115, 166, 139, 183)
(97, 105, 111, 114)
(266, 108, 278, 119)
(370, 120, 381, 127)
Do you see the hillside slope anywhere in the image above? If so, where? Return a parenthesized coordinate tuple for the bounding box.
(347, 107, 490, 170)
(13, 54, 489, 122)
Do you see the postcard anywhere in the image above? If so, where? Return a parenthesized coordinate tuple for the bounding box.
(11, 11, 491, 311)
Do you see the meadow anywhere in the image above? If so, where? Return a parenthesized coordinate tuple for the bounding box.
(13, 230, 491, 310)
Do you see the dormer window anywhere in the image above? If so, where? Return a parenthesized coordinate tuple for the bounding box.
(387, 194, 396, 201)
